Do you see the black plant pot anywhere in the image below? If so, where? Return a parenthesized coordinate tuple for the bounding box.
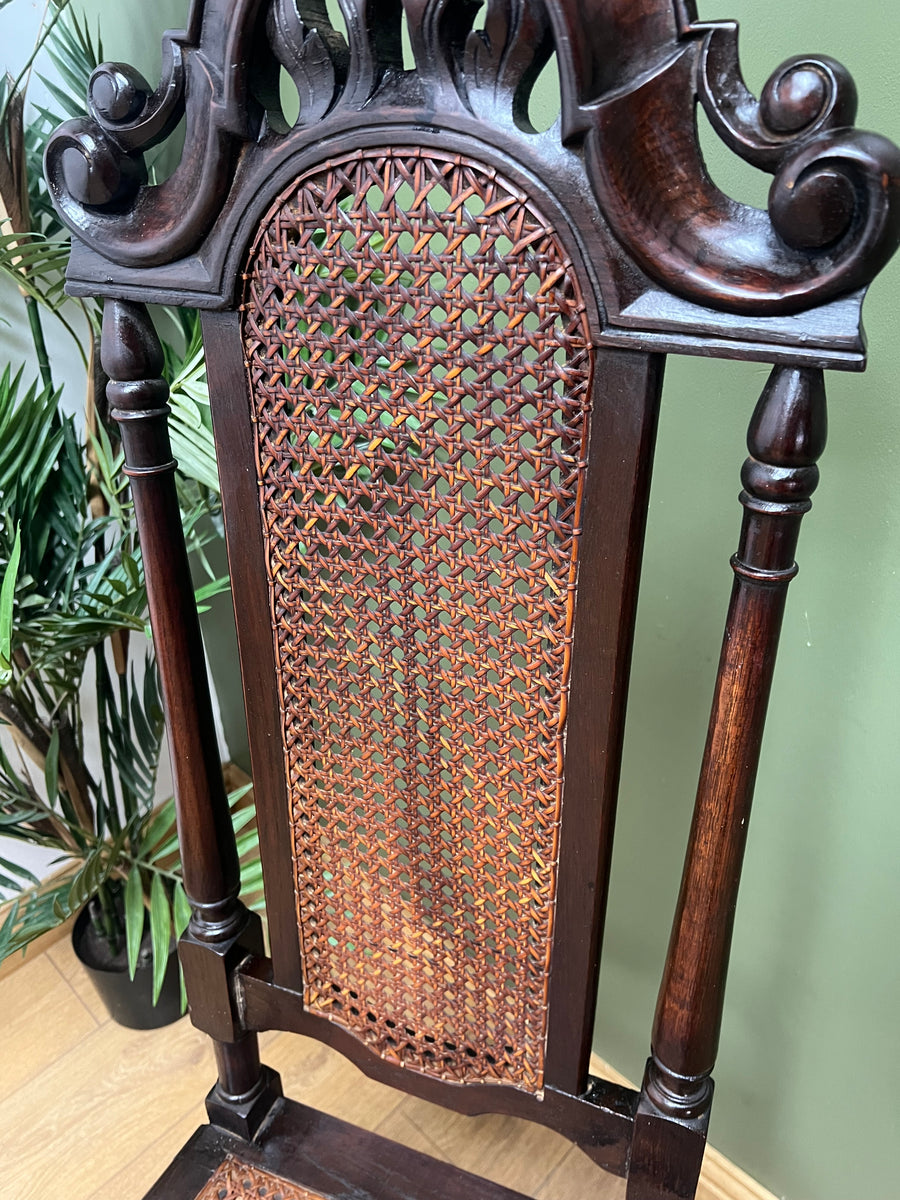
(72, 903, 183, 1029)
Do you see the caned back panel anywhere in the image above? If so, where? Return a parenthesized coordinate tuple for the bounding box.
(240, 148, 593, 1093)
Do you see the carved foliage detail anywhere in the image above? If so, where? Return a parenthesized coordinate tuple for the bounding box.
(266, 0, 551, 120)
(44, 0, 554, 269)
(337, 0, 404, 107)
(268, 0, 345, 124)
(464, 0, 553, 120)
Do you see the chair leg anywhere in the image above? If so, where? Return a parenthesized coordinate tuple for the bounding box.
(205, 1034, 284, 1140)
(625, 1088, 708, 1200)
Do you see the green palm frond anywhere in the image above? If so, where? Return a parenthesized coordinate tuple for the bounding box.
(0, 852, 38, 892)
(40, 8, 102, 117)
(0, 879, 75, 960)
(0, 369, 104, 643)
(0, 522, 20, 685)
(0, 231, 68, 309)
(98, 653, 164, 834)
(0, 367, 66, 541)
(164, 311, 221, 494)
(0, 370, 136, 675)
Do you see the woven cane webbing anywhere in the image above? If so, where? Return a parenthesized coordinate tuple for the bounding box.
(241, 148, 593, 1092)
(193, 1156, 322, 1200)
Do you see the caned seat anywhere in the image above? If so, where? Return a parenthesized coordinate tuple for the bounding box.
(45, 2, 900, 1198)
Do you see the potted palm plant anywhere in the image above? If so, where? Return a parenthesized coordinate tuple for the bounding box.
(0, 3, 261, 1025)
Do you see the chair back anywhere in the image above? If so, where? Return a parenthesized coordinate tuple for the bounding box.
(45, 1, 900, 1194)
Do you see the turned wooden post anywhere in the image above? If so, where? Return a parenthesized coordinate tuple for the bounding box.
(627, 365, 827, 1200)
(101, 299, 281, 1138)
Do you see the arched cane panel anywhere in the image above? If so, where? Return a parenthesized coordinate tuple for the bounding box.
(241, 148, 593, 1092)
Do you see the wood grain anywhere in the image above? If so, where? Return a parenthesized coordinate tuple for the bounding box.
(47, 933, 110, 1026)
(39, 3, 900, 1198)
(0, 1013, 211, 1196)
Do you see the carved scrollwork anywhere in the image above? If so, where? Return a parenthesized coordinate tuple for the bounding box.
(44, 0, 264, 268)
(770, 127, 900, 265)
(698, 24, 858, 172)
(46, 115, 147, 212)
(546, 0, 900, 315)
(549, 0, 684, 141)
(46, 47, 184, 216)
(44, 0, 900, 322)
(691, 22, 900, 296)
(690, 21, 900, 311)
(86, 48, 186, 153)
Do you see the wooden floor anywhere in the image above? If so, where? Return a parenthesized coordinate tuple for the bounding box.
(0, 937, 769, 1200)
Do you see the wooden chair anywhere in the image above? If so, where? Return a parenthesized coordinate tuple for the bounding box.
(45, 2, 900, 1197)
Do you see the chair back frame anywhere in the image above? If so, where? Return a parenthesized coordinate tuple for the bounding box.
(45, 2, 900, 1196)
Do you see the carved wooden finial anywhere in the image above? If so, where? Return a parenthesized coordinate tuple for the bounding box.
(747, 367, 826, 463)
(735, 366, 828, 584)
(743, 367, 827, 499)
(101, 297, 165, 385)
(100, 300, 174, 479)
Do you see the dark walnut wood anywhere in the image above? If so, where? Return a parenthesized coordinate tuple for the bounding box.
(101, 299, 282, 1139)
(626, 366, 828, 1200)
(47, 4, 900, 1200)
(100, 300, 240, 926)
(145, 1101, 551, 1200)
(649, 368, 827, 1101)
(46, 0, 900, 367)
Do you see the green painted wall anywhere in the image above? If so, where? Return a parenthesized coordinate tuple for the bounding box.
(593, 6, 900, 1199)
(75, 3, 900, 1197)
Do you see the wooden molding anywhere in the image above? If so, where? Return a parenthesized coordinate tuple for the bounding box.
(590, 1053, 777, 1200)
(699, 1148, 779, 1200)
